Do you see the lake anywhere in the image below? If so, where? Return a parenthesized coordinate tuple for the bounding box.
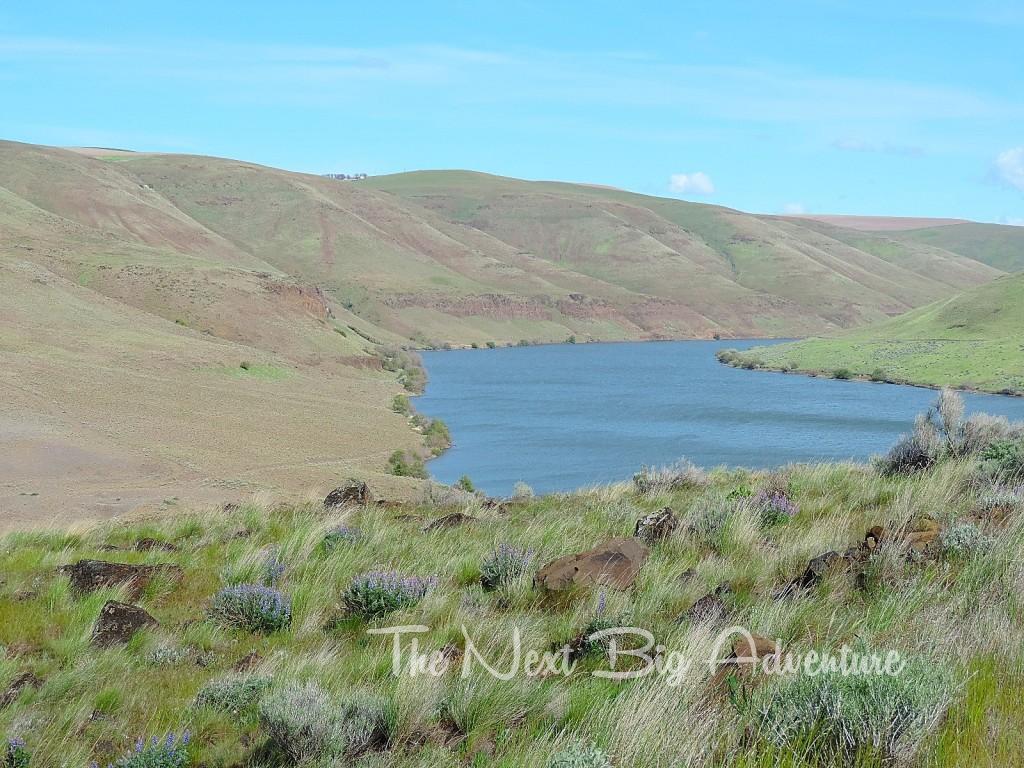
(417, 340, 1024, 496)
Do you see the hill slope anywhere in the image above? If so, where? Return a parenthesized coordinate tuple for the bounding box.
(722, 273, 1024, 393)
(0, 138, 1018, 527)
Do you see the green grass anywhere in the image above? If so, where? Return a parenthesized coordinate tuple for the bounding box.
(723, 273, 1024, 394)
(2, 451, 1022, 767)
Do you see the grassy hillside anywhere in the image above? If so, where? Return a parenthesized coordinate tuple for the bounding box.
(0, 138, 1018, 529)
(1, 442, 1021, 767)
(893, 223, 1024, 273)
(720, 274, 1024, 393)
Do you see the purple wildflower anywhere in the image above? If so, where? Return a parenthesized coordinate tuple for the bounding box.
(210, 583, 292, 633)
(342, 570, 438, 618)
(94, 732, 189, 768)
(323, 525, 361, 550)
(752, 489, 799, 526)
(480, 543, 536, 590)
(261, 547, 286, 587)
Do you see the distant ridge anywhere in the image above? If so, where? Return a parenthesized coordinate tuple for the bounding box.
(781, 214, 970, 231)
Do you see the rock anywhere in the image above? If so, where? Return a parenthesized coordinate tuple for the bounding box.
(902, 518, 941, 556)
(708, 632, 783, 693)
(535, 538, 649, 591)
(324, 480, 372, 508)
(424, 513, 477, 532)
(634, 507, 678, 545)
(91, 601, 158, 647)
(135, 538, 177, 552)
(59, 560, 182, 599)
(681, 583, 731, 624)
(775, 550, 851, 597)
(732, 633, 781, 661)
(0, 671, 42, 710)
(864, 525, 885, 550)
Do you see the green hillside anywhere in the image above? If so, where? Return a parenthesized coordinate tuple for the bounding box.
(0, 138, 1019, 529)
(893, 222, 1024, 272)
(722, 273, 1024, 393)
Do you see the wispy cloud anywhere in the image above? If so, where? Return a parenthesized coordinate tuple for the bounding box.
(832, 138, 925, 156)
(669, 172, 715, 196)
(782, 202, 807, 214)
(994, 147, 1024, 192)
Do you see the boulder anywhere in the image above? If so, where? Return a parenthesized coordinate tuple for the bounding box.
(535, 538, 649, 591)
(423, 513, 477, 532)
(0, 671, 42, 710)
(324, 481, 372, 508)
(59, 560, 182, 599)
(91, 601, 158, 647)
(901, 517, 941, 556)
(233, 651, 262, 672)
(681, 583, 731, 624)
(634, 507, 679, 545)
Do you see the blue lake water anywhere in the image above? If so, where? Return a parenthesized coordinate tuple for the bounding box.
(418, 340, 1024, 497)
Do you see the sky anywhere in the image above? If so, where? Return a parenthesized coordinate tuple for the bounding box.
(1, 1, 1022, 223)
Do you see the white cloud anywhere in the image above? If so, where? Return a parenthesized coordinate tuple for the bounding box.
(782, 202, 807, 215)
(999, 216, 1024, 226)
(669, 171, 714, 196)
(995, 147, 1024, 191)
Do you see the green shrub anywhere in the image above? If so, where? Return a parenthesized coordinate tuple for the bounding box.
(633, 459, 708, 495)
(194, 675, 272, 715)
(547, 742, 612, 768)
(747, 661, 953, 763)
(832, 368, 853, 380)
(387, 450, 427, 479)
(480, 544, 535, 590)
(940, 522, 989, 559)
(209, 584, 291, 634)
(979, 439, 1024, 482)
(341, 571, 437, 619)
(456, 475, 475, 492)
(391, 395, 411, 415)
(486, 341, 497, 349)
(870, 368, 887, 382)
(259, 681, 387, 764)
(512, 481, 535, 499)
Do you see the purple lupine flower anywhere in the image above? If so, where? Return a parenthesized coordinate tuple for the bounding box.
(210, 583, 292, 633)
(261, 547, 286, 587)
(323, 525, 361, 550)
(342, 569, 438, 618)
(752, 489, 799, 527)
(480, 543, 536, 590)
(596, 589, 607, 616)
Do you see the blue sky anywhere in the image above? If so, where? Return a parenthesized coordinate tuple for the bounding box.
(2, 1, 1022, 222)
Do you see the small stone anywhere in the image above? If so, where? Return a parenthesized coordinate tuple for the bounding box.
(324, 480, 372, 508)
(634, 507, 679, 545)
(91, 601, 158, 647)
(682, 583, 731, 624)
(423, 513, 477, 532)
(0, 671, 42, 710)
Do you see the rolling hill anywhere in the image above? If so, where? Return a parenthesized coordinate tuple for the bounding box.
(0, 138, 1019, 528)
(720, 273, 1024, 393)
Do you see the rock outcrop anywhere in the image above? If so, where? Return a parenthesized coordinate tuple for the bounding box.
(91, 601, 158, 647)
(535, 538, 649, 591)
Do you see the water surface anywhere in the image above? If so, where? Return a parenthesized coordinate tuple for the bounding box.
(418, 340, 1024, 496)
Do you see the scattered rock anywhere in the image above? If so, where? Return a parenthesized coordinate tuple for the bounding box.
(222, 502, 240, 513)
(0, 671, 42, 710)
(423, 513, 477, 532)
(12, 590, 37, 602)
(681, 583, 732, 624)
(91, 601, 158, 647)
(535, 538, 649, 591)
(677, 568, 698, 585)
(793, 551, 847, 590)
(634, 507, 678, 545)
(901, 517, 941, 557)
(59, 560, 183, 599)
(709, 632, 783, 692)
(324, 481, 372, 508)
(135, 538, 177, 552)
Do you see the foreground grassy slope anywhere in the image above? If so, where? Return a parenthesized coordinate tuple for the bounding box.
(723, 274, 1024, 393)
(1, 454, 1021, 767)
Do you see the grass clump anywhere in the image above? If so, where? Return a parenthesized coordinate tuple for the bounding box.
(341, 571, 437, 619)
(633, 458, 708, 495)
(208, 584, 291, 633)
(480, 544, 535, 591)
(194, 674, 272, 716)
(259, 681, 387, 765)
(747, 661, 954, 764)
(547, 741, 612, 768)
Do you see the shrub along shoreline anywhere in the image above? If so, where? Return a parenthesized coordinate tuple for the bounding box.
(1, 391, 1023, 767)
